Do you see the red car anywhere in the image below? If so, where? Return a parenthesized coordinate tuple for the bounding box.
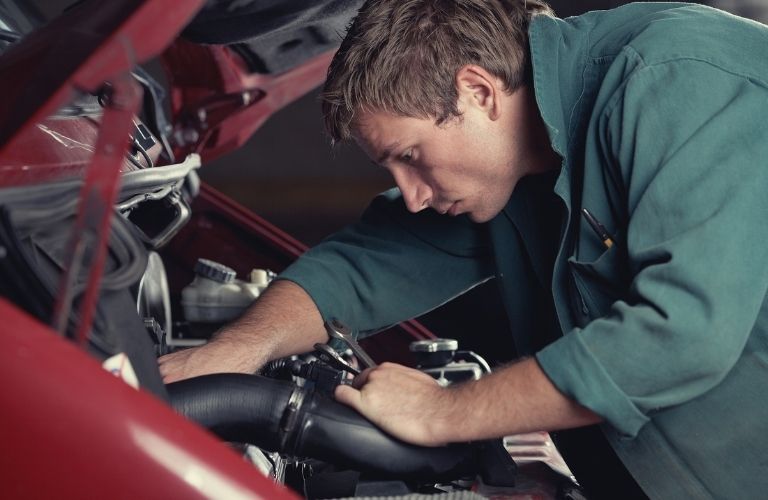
(0, 1, 590, 498)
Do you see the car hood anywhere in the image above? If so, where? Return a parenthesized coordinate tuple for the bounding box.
(0, 0, 363, 157)
(184, 0, 364, 74)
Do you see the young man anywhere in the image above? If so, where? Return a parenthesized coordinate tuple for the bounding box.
(160, 1, 768, 497)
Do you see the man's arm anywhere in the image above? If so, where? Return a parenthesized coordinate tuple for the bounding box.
(536, 62, 768, 439)
(158, 280, 327, 383)
(159, 191, 492, 384)
(334, 358, 602, 446)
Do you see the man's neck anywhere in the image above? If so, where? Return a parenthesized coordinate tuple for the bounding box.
(523, 86, 561, 175)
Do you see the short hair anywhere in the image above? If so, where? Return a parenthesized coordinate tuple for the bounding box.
(321, 0, 554, 143)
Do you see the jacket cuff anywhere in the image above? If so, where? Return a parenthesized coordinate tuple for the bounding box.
(536, 331, 650, 437)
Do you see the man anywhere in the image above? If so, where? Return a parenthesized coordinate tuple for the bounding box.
(160, 1, 768, 498)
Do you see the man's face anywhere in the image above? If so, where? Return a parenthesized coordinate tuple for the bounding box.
(353, 84, 552, 224)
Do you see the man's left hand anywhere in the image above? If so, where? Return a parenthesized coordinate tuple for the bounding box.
(334, 362, 457, 446)
(334, 357, 604, 447)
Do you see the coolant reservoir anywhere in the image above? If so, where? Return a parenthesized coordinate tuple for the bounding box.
(181, 258, 269, 323)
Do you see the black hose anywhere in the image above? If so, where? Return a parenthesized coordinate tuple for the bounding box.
(290, 388, 477, 481)
(168, 374, 294, 451)
(167, 374, 477, 482)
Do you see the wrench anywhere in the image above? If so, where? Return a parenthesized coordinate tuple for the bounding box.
(324, 318, 377, 369)
(313, 343, 361, 376)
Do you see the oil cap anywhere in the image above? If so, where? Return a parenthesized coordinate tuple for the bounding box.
(194, 258, 236, 283)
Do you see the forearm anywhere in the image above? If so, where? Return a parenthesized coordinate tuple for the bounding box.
(159, 279, 327, 382)
(439, 358, 601, 442)
(214, 279, 329, 367)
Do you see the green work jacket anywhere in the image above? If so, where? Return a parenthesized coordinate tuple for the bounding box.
(280, 3, 768, 498)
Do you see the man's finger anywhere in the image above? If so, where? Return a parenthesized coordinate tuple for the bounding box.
(159, 364, 177, 383)
(334, 383, 363, 411)
(351, 367, 375, 389)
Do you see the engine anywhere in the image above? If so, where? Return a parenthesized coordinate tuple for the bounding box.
(0, 147, 581, 497)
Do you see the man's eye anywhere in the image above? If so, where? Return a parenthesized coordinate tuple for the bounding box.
(401, 151, 413, 163)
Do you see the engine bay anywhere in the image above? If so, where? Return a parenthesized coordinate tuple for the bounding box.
(0, 1, 580, 498)
(0, 146, 580, 498)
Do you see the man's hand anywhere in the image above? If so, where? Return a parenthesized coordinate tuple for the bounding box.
(158, 338, 268, 384)
(335, 358, 603, 447)
(334, 362, 458, 446)
(157, 280, 329, 384)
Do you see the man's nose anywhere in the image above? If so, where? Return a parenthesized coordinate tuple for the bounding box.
(392, 167, 430, 213)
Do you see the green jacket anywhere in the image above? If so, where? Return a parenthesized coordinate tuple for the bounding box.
(280, 3, 768, 498)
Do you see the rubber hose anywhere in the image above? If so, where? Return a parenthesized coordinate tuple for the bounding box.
(167, 374, 294, 452)
(289, 390, 476, 481)
(167, 374, 477, 481)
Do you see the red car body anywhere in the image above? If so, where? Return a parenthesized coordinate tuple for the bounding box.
(0, 1, 434, 498)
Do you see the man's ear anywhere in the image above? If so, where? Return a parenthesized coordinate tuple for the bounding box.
(455, 64, 501, 120)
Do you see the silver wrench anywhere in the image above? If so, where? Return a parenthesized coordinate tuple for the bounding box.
(324, 318, 377, 369)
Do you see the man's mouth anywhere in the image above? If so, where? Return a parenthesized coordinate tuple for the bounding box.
(435, 201, 460, 216)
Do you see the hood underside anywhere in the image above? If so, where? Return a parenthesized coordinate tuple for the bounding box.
(183, 0, 364, 74)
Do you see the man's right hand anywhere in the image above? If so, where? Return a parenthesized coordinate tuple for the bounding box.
(156, 280, 329, 384)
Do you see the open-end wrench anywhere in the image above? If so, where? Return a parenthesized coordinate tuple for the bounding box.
(313, 343, 361, 376)
(324, 318, 377, 369)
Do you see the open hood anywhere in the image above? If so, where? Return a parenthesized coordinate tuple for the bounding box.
(184, 0, 364, 75)
(0, 0, 204, 153)
(0, 0, 365, 169)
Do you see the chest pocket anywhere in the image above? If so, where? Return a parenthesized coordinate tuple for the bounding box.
(567, 238, 631, 323)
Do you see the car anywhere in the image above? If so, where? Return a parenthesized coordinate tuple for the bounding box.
(8, 0, 762, 498)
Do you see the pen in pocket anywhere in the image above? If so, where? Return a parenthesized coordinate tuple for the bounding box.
(581, 208, 614, 249)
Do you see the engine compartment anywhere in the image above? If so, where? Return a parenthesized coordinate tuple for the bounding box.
(0, 1, 579, 497)
(0, 147, 578, 498)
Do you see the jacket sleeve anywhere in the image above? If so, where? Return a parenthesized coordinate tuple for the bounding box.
(537, 60, 768, 437)
(277, 188, 495, 337)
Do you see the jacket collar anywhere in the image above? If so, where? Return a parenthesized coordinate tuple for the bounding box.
(527, 14, 591, 209)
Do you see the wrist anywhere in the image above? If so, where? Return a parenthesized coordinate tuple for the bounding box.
(425, 383, 468, 445)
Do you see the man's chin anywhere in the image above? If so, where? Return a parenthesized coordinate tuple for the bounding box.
(467, 210, 498, 224)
